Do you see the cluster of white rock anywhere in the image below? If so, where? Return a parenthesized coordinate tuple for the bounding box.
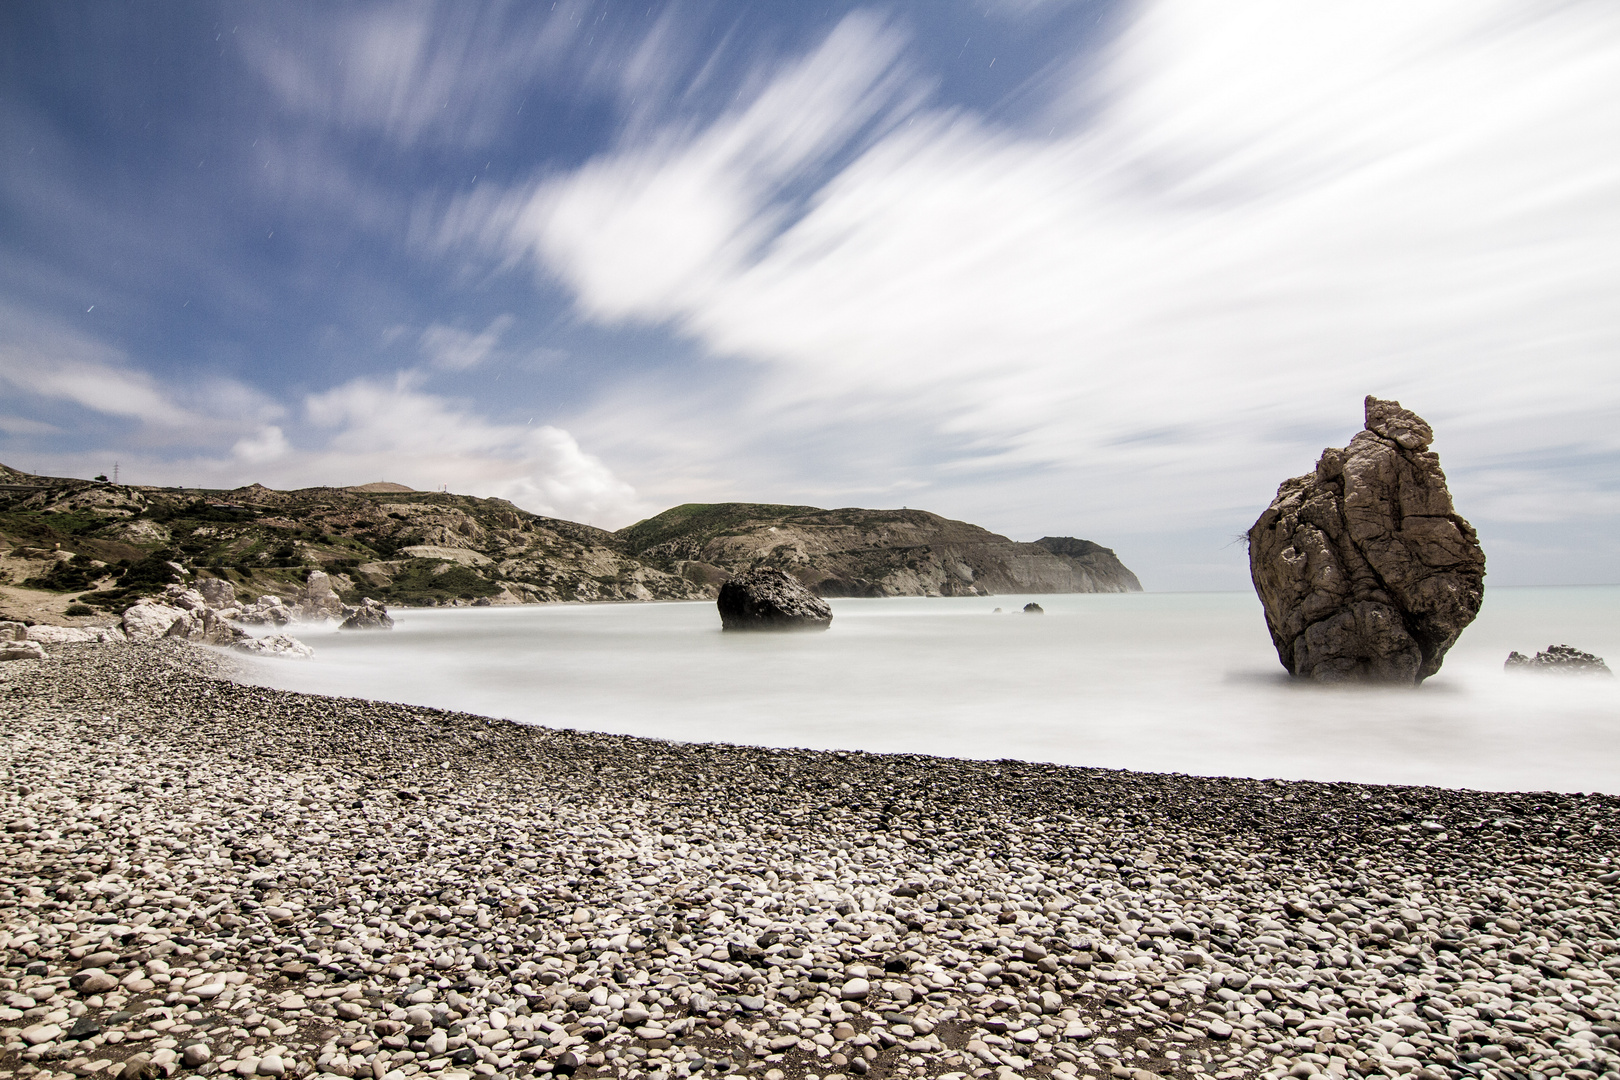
(121, 575, 391, 651)
(2, 572, 390, 667)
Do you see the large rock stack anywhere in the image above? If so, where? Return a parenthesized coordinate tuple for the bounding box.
(716, 568, 833, 631)
(1248, 396, 1486, 684)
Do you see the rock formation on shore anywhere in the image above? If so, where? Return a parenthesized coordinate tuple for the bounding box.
(716, 568, 833, 631)
(1506, 645, 1612, 675)
(618, 504, 1142, 598)
(1249, 397, 1486, 684)
(340, 597, 394, 631)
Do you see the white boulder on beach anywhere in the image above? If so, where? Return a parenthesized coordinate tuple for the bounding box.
(100, 574, 393, 655)
(233, 633, 315, 659)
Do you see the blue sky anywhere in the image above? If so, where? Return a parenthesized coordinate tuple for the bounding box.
(2, 1, 1618, 590)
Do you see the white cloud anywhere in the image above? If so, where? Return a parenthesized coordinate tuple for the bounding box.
(241, 0, 589, 149)
(0, 415, 61, 437)
(232, 425, 290, 464)
(0, 317, 198, 430)
(303, 372, 640, 523)
(451, 2, 1620, 542)
(0, 305, 287, 454)
(0, 300, 636, 524)
(12, 368, 643, 527)
(419, 315, 513, 371)
(499, 14, 914, 323)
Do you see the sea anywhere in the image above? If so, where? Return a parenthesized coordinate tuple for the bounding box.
(234, 587, 1620, 795)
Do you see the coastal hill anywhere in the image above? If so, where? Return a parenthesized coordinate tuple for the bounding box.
(0, 465, 1139, 615)
(618, 502, 1141, 597)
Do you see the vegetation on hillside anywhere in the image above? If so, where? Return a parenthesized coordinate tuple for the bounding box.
(1, 466, 1138, 612)
(0, 468, 703, 611)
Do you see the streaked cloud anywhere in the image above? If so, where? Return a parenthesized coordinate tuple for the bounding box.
(3, 0, 1617, 586)
(448, 2, 1620, 543)
(303, 372, 639, 522)
(0, 308, 204, 431)
(419, 315, 515, 371)
(241, 0, 583, 150)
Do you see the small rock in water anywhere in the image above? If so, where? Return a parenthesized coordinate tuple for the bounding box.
(1023, 602, 1044, 614)
(1505, 644, 1612, 675)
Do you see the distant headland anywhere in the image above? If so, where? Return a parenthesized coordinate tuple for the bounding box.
(0, 464, 1139, 621)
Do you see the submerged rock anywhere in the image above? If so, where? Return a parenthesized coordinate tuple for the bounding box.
(717, 568, 832, 631)
(1506, 645, 1612, 675)
(1248, 396, 1486, 684)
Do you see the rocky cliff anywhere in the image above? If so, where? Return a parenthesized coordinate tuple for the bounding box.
(615, 503, 1141, 597)
(0, 468, 1141, 616)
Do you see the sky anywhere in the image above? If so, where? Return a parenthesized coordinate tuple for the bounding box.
(1, 0, 1617, 591)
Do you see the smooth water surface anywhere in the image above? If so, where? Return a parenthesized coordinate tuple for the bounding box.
(235, 587, 1620, 793)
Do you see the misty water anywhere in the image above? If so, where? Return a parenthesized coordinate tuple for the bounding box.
(234, 587, 1620, 795)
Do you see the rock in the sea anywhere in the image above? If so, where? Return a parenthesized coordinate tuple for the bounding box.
(1023, 602, 1045, 614)
(122, 600, 188, 643)
(717, 568, 833, 631)
(1505, 645, 1612, 675)
(339, 597, 394, 631)
(1248, 396, 1486, 684)
(233, 634, 315, 659)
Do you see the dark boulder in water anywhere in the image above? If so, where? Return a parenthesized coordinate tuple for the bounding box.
(1505, 645, 1611, 675)
(1023, 603, 1045, 614)
(1248, 396, 1486, 685)
(717, 568, 832, 631)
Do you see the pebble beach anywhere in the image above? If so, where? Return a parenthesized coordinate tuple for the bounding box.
(2, 642, 1618, 1080)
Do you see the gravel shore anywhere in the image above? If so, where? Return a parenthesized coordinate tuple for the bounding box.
(2, 643, 1618, 1080)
